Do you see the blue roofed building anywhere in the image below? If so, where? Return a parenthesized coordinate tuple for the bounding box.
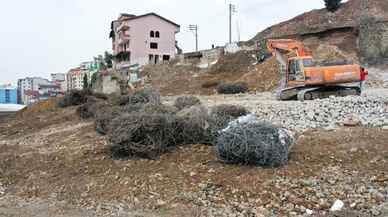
(0, 84, 18, 104)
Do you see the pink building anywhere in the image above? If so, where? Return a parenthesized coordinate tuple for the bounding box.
(110, 13, 180, 69)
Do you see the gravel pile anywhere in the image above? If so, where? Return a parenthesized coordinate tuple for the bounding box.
(254, 95, 388, 132)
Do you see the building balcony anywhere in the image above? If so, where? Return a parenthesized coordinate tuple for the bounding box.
(118, 22, 130, 32)
(118, 36, 130, 45)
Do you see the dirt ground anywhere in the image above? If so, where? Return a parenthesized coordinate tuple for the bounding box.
(0, 93, 387, 216)
(140, 51, 280, 96)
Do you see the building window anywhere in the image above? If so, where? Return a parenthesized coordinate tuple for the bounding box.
(155, 31, 160, 38)
(163, 55, 170, 62)
(5, 90, 11, 103)
(150, 43, 158, 49)
(149, 54, 154, 64)
(150, 31, 155, 38)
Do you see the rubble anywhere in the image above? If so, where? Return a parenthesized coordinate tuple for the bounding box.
(253, 95, 388, 132)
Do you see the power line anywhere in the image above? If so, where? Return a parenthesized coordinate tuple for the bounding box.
(189, 25, 198, 52)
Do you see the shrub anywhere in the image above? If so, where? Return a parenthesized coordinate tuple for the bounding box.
(324, 0, 342, 12)
(95, 105, 122, 135)
(77, 96, 99, 119)
(216, 82, 249, 94)
(58, 89, 92, 108)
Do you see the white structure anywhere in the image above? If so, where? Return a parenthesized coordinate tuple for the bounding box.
(17, 77, 50, 105)
(0, 104, 26, 113)
(51, 73, 67, 92)
(66, 68, 87, 90)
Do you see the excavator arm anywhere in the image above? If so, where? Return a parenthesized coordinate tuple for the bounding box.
(266, 39, 310, 89)
(267, 39, 308, 57)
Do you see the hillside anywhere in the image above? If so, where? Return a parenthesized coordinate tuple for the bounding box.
(250, 0, 388, 63)
(251, 0, 388, 41)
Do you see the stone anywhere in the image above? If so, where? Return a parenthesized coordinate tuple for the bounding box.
(330, 200, 344, 212)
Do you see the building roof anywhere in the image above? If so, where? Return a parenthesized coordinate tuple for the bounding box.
(39, 84, 61, 89)
(0, 84, 16, 89)
(118, 12, 180, 28)
(0, 104, 26, 112)
(68, 67, 87, 75)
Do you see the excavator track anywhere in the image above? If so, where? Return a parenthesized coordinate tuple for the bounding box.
(279, 86, 361, 101)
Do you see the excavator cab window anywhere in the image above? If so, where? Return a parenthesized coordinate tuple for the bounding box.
(295, 59, 305, 80)
(287, 59, 296, 81)
(288, 59, 305, 81)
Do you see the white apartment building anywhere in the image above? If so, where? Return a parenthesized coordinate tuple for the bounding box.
(17, 77, 50, 105)
(66, 68, 88, 90)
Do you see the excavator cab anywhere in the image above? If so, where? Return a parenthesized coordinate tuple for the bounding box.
(287, 57, 313, 85)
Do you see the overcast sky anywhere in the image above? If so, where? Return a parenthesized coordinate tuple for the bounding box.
(0, 0, 327, 85)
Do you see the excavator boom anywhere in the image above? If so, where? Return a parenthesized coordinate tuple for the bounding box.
(267, 39, 309, 57)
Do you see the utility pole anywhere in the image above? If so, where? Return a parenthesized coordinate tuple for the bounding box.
(189, 25, 198, 51)
(229, 3, 237, 44)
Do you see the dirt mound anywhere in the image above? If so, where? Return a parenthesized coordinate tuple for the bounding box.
(238, 57, 280, 92)
(209, 50, 257, 74)
(140, 51, 268, 96)
(17, 97, 60, 117)
(312, 44, 351, 63)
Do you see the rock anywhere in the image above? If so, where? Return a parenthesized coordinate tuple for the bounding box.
(330, 200, 345, 212)
(343, 114, 361, 127)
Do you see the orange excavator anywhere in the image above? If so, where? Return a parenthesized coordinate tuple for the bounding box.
(267, 39, 362, 101)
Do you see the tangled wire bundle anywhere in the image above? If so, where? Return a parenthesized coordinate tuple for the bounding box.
(211, 104, 248, 119)
(108, 113, 178, 159)
(175, 105, 214, 145)
(141, 103, 178, 115)
(216, 82, 249, 95)
(216, 122, 293, 167)
(129, 88, 161, 105)
(174, 96, 202, 111)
